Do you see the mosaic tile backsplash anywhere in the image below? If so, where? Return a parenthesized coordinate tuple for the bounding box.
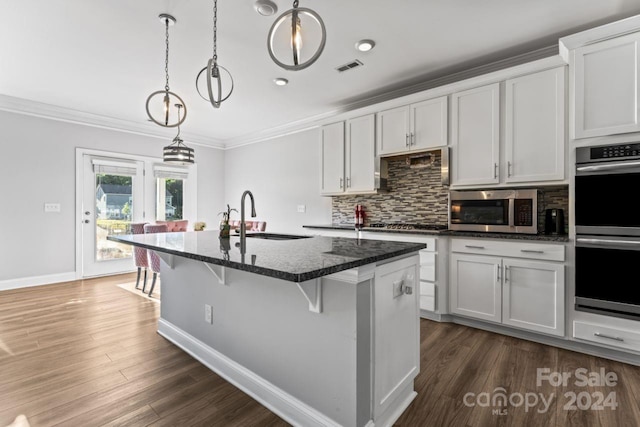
(332, 153, 569, 232)
(332, 154, 449, 226)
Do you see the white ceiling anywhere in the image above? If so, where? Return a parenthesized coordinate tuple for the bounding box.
(2, 0, 640, 148)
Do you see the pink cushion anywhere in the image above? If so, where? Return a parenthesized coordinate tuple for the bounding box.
(156, 220, 188, 232)
(229, 221, 266, 232)
(144, 224, 169, 273)
(131, 222, 149, 268)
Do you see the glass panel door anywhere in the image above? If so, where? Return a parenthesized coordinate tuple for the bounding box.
(82, 155, 144, 277)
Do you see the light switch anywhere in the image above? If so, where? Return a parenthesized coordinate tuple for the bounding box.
(44, 203, 61, 213)
(297, 204, 306, 213)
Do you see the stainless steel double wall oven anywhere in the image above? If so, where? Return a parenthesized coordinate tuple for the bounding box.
(575, 142, 640, 319)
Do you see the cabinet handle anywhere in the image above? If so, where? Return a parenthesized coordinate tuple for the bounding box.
(405, 133, 410, 147)
(496, 264, 501, 283)
(411, 132, 415, 146)
(346, 177, 350, 188)
(594, 332, 624, 342)
(494, 163, 498, 179)
(339, 177, 343, 189)
(465, 245, 485, 249)
(504, 265, 509, 282)
(507, 161, 512, 177)
(521, 249, 544, 254)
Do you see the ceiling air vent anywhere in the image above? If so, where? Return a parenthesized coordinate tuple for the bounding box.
(336, 60, 363, 73)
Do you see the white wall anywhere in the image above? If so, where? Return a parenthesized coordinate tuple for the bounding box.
(0, 110, 225, 285)
(224, 129, 332, 234)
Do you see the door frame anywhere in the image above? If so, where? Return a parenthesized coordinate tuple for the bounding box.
(75, 148, 197, 279)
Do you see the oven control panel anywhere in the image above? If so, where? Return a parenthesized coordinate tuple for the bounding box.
(590, 143, 640, 160)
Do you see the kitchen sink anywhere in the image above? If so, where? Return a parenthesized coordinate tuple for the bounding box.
(244, 233, 312, 241)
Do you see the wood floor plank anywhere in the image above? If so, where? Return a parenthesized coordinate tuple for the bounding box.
(1, 274, 639, 426)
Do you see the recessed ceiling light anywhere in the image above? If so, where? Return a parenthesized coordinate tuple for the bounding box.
(254, 0, 277, 16)
(355, 39, 375, 52)
(274, 78, 289, 86)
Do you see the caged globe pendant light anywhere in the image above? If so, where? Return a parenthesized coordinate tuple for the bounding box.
(267, 0, 326, 71)
(146, 14, 187, 128)
(196, 0, 234, 108)
(163, 104, 195, 164)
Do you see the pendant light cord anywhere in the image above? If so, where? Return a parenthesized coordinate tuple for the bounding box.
(212, 0, 218, 63)
(164, 17, 170, 92)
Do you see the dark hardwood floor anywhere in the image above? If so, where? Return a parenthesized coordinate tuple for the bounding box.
(1, 274, 639, 426)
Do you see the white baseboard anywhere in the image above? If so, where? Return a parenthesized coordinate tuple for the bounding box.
(157, 319, 343, 427)
(0, 272, 76, 291)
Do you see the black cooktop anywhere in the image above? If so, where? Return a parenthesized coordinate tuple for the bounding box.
(368, 223, 448, 231)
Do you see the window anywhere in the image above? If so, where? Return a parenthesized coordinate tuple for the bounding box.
(154, 165, 189, 221)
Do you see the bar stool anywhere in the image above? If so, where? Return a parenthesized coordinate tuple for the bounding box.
(143, 223, 169, 297)
(130, 222, 149, 290)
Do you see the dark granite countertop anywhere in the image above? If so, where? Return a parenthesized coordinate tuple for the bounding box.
(302, 225, 571, 243)
(108, 231, 426, 283)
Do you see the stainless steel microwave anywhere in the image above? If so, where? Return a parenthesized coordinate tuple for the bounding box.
(449, 189, 538, 234)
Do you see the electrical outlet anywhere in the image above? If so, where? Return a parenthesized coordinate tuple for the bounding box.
(297, 204, 306, 213)
(44, 203, 61, 213)
(204, 304, 213, 324)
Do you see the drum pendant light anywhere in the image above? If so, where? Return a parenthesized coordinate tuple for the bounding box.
(196, 0, 234, 108)
(163, 104, 195, 164)
(146, 14, 187, 128)
(267, 0, 326, 71)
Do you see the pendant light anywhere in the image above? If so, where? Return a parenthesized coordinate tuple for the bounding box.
(163, 104, 195, 164)
(267, 0, 326, 71)
(146, 14, 187, 128)
(196, 0, 234, 108)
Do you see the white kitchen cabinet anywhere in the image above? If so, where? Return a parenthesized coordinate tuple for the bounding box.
(320, 121, 345, 194)
(449, 238, 565, 337)
(376, 96, 448, 156)
(572, 32, 640, 139)
(504, 67, 566, 183)
(450, 253, 502, 323)
(450, 83, 500, 186)
(320, 114, 376, 195)
(373, 255, 419, 420)
(502, 258, 565, 336)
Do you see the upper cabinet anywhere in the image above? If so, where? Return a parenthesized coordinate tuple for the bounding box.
(450, 67, 566, 187)
(320, 114, 376, 196)
(504, 67, 565, 183)
(451, 83, 500, 186)
(376, 96, 448, 156)
(572, 32, 640, 139)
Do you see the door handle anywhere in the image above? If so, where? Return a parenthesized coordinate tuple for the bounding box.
(84, 211, 91, 215)
(84, 219, 90, 224)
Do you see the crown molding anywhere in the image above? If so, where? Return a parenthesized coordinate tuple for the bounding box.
(224, 45, 561, 149)
(0, 94, 225, 150)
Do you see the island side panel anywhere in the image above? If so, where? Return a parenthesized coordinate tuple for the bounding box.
(158, 256, 369, 427)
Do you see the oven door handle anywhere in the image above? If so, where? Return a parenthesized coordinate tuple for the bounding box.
(576, 160, 640, 173)
(576, 237, 640, 250)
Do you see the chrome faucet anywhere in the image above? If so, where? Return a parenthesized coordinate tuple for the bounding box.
(240, 190, 257, 241)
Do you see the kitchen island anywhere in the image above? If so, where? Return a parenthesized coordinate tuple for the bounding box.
(109, 231, 426, 427)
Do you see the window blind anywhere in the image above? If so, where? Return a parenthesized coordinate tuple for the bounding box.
(153, 164, 189, 180)
(92, 158, 139, 176)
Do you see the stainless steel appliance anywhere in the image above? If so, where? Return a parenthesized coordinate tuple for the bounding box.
(575, 142, 640, 319)
(448, 189, 537, 234)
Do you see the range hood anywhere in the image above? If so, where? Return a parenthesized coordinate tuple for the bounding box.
(375, 147, 450, 189)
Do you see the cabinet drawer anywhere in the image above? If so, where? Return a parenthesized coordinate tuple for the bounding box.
(419, 251, 435, 282)
(420, 295, 435, 312)
(451, 238, 565, 261)
(574, 321, 640, 353)
(419, 281, 435, 297)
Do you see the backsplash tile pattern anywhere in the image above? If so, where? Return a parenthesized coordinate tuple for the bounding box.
(332, 154, 449, 226)
(332, 152, 569, 231)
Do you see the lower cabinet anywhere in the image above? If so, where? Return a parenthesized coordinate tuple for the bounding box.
(450, 239, 566, 337)
(374, 255, 420, 420)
